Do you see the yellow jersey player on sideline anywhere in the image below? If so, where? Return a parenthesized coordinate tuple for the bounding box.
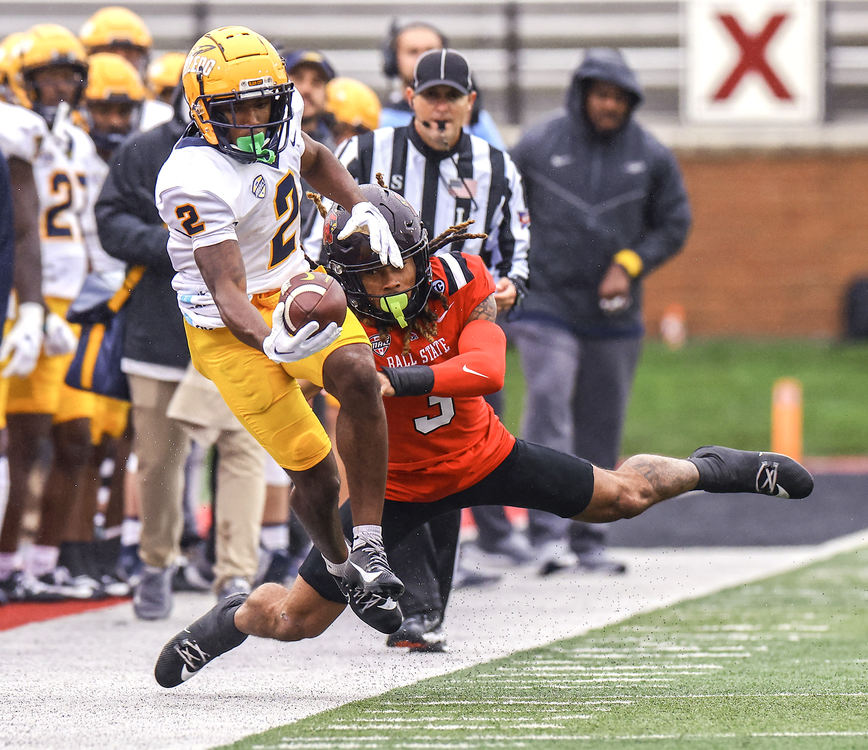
(0, 35, 49, 556)
(0, 98, 47, 378)
(0, 24, 108, 602)
(155, 26, 405, 632)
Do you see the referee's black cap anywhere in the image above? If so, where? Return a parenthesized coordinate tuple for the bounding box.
(412, 49, 472, 95)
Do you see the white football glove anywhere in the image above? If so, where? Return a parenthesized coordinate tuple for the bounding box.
(43, 312, 78, 356)
(0, 302, 44, 377)
(262, 301, 341, 364)
(337, 201, 404, 269)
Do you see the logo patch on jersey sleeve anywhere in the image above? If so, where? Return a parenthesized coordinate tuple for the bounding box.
(251, 175, 267, 199)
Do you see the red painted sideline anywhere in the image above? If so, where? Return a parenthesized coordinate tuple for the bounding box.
(0, 597, 128, 632)
(461, 506, 527, 530)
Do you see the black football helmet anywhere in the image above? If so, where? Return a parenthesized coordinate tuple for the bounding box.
(323, 185, 431, 328)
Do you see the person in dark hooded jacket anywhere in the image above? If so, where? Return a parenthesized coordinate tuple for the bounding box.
(510, 48, 691, 574)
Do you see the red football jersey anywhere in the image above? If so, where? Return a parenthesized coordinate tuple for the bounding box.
(363, 252, 515, 503)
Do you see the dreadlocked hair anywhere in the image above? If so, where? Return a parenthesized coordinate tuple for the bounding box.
(428, 220, 487, 252)
(307, 191, 329, 218)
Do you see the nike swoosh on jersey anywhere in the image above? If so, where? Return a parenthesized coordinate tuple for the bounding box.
(349, 561, 383, 584)
(436, 305, 451, 322)
(462, 364, 488, 378)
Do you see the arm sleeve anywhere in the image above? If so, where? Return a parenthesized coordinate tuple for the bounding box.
(429, 318, 506, 397)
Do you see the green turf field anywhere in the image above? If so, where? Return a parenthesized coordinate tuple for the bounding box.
(220, 546, 868, 749)
(503, 338, 868, 458)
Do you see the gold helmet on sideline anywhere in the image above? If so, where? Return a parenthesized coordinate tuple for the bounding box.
(13, 24, 89, 122)
(79, 6, 152, 55)
(182, 26, 293, 165)
(0, 32, 27, 103)
(146, 50, 185, 102)
(84, 52, 145, 153)
(326, 77, 381, 133)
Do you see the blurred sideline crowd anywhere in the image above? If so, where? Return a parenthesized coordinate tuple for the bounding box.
(0, 7, 690, 653)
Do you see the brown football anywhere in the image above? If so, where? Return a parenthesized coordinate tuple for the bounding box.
(280, 271, 348, 334)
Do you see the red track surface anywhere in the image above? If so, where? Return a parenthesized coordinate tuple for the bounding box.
(0, 597, 128, 632)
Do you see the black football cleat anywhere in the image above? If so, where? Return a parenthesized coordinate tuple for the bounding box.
(154, 592, 248, 688)
(333, 573, 404, 634)
(688, 445, 814, 499)
(344, 541, 405, 599)
(386, 613, 447, 652)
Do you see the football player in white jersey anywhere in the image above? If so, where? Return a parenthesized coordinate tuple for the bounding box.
(0, 24, 107, 602)
(0, 99, 46, 378)
(156, 26, 406, 629)
(51, 50, 150, 598)
(0, 32, 48, 585)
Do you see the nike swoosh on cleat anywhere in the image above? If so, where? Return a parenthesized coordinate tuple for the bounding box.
(349, 561, 384, 584)
(462, 364, 487, 378)
(775, 487, 790, 499)
(180, 666, 197, 682)
(377, 598, 397, 611)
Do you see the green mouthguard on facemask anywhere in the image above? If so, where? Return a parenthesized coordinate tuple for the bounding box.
(380, 293, 410, 328)
(236, 131, 276, 164)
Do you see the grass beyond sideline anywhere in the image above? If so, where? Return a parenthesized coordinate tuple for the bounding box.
(503, 338, 868, 458)
(220, 545, 868, 750)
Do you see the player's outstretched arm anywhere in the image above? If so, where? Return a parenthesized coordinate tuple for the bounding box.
(300, 134, 402, 268)
(381, 294, 506, 398)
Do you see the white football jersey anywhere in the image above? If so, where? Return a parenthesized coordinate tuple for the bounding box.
(156, 90, 308, 329)
(31, 109, 98, 300)
(0, 100, 47, 162)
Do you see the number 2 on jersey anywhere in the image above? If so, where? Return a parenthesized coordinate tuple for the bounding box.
(269, 173, 299, 269)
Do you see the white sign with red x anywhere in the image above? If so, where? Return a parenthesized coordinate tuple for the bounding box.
(683, 0, 824, 123)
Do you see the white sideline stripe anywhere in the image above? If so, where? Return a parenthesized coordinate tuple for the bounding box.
(269, 731, 868, 748)
(381, 699, 634, 706)
(394, 691, 868, 701)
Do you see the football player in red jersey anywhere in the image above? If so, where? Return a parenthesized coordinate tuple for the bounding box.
(153, 186, 813, 688)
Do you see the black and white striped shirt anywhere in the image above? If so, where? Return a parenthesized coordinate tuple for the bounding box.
(307, 124, 529, 284)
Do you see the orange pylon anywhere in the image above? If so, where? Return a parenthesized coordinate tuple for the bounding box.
(771, 377, 803, 461)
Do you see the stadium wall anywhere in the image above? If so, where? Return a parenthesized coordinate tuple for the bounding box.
(643, 149, 868, 339)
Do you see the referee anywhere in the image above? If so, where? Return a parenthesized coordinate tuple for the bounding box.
(306, 48, 531, 651)
(309, 48, 529, 312)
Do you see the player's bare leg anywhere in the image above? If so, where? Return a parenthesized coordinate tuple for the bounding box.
(286, 452, 347, 565)
(155, 577, 344, 688)
(321, 343, 388, 527)
(321, 343, 404, 602)
(577, 447, 813, 524)
(577, 455, 699, 523)
(236, 578, 344, 640)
